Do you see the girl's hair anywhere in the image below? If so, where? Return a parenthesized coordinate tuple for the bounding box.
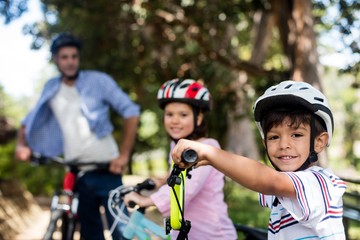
(261, 106, 327, 140)
(189, 108, 208, 140)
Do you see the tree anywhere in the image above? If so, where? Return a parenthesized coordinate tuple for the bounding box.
(3, 0, 359, 163)
(0, 0, 28, 24)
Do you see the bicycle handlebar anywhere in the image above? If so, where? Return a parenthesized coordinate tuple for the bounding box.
(30, 152, 63, 165)
(30, 152, 109, 170)
(118, 178, 156, 208)
(181, 149, 198, 163)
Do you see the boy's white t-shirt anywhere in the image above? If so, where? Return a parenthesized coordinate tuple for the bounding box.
(259, 166, 347, 240)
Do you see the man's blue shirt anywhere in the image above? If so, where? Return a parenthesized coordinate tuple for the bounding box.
(22, 70, 140, 157)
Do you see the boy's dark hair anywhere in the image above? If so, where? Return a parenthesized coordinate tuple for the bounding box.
(261, 106, 327, 140)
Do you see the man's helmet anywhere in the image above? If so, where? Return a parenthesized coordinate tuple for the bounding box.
(50, 32, 82, 55)
(157, 79, 211, 111)
(253, 80, 334, 146)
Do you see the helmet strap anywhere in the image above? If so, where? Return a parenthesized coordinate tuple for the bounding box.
(295, 115, 318, 171)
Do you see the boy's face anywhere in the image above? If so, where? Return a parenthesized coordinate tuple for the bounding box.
(265, 117, 312, 172)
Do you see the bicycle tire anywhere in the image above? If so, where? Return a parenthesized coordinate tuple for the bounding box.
(63, 214, 77, 240)
(43, 209, 64, 240)
(60, 211, 78, 240)
(234, 223, 268, 240)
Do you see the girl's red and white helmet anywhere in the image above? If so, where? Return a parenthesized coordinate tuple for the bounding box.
(157, 79, 211, 111)
(253, 80, 334, 146)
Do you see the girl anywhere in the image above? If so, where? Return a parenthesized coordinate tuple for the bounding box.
(124, 78, 237, 239)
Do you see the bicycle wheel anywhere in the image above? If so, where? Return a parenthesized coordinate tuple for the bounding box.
(43, 209, 63, 240)
(234, 223, 268, 240)
(60, 211, 78, 240)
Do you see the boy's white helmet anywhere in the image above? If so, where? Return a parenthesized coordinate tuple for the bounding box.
(253, 80, 334, 146)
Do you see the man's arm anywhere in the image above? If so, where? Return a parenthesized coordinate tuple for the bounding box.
(109, 116, 139, 174)
(15, 125, 31, 161)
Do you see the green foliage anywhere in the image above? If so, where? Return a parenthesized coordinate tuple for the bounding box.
(0, 141, 64, 196)
(314, 0, 360, 86)
(17, 0, 357, 154)
(16, 159, 65, 196)
(0, 87, 30, 128)
(0, 142, 17, 180)
(224, 179, 270, 239)
(224, 178, 270, 228)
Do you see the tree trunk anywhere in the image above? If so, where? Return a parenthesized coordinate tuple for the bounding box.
(226, 0, 329, 167)
(272, 0, 328, 166)
(271, 0, 323, 89)
(225, 9, 274, 160)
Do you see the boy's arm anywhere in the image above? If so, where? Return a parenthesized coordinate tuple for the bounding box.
(172, 139, 296, 198)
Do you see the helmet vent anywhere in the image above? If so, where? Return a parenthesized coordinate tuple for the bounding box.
(284, 84, 293, 89)
(180, 84, 190, 88)
(314, 97, 324, 102)
(299, 87, 309, 90)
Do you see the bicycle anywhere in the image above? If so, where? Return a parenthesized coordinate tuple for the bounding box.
(108, 149, 196, 240)
(108, 178, 170, 240)
(109, 179, 268, 240)
(30, 153, 109, 240)
(108, 149, 268, 240)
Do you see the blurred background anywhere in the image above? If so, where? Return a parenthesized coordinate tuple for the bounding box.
(0, 0, 359, 239)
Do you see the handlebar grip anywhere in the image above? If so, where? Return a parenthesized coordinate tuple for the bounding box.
(30, 153, 49, 165)
(128, 201, 137, 208)
(181, 149, 198, 163)
(135, 178, 156, 192)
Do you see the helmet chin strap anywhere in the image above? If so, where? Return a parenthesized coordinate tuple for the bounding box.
(269, 116, 318, 207)
(295, 115, 318, 171)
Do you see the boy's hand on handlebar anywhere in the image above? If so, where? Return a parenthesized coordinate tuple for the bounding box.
(171, 139, 210, 168)
(15, 145, 31, 161)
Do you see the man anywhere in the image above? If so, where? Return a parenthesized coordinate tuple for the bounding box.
(15, 32, 140, 240)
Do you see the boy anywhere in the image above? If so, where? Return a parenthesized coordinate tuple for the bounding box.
(171, 80, 346, 239)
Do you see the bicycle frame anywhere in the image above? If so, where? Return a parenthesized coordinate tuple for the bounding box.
(108, 179, 171, 240)
(43, 170, 79, 240)
(166, 149, 197, 237)
(31, 153, 109, 240)
(168, 163, 186, 230)
(123, 210, 170, 240)
(108, 150, 196, 240)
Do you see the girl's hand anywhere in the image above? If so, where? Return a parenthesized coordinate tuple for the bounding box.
(171, 139, 211, 168)
(123, 192, 153, 208)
